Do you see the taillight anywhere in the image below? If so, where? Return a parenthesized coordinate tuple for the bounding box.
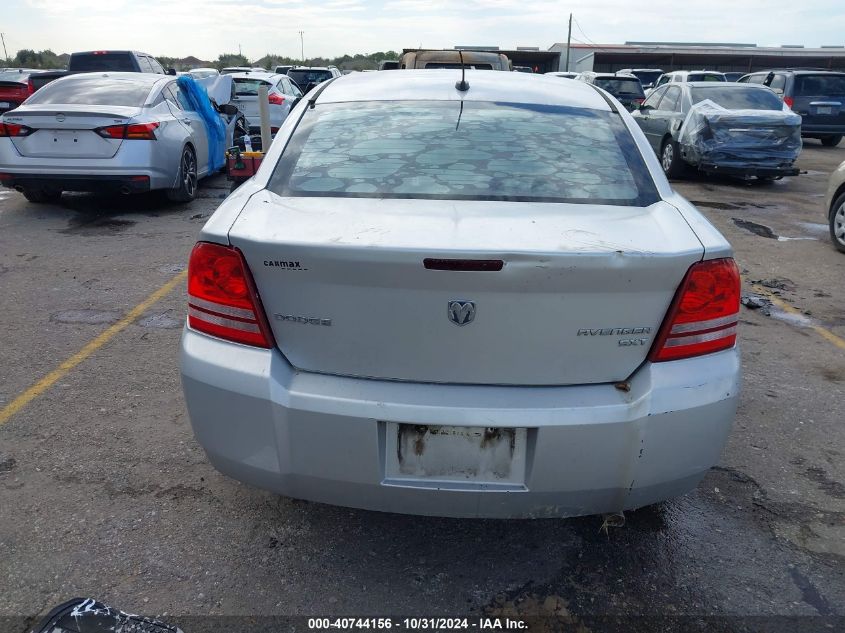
(95, 122, 159, 140)
(267, 92, 285, 105)
(649, 258, 740, 362)
(27, 79, 35, 96)
(634, 98, 645, 104)
(783, 96, 794, 109)
(0, 122, 33, 137)
(187, 242, 274, 348)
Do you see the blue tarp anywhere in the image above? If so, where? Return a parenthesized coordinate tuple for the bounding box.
(177, 75, 226, 172)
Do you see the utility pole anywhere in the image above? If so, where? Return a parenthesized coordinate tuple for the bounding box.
(1, 33, 8, 62)
(299, 31, 305, 64)
(565, 13, 572, 71)
(238, 43, 242, 57)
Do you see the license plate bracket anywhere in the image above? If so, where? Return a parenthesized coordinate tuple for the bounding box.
(383, 423, 528, 489)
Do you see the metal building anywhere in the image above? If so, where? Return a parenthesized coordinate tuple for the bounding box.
(548, 42, 845, 74)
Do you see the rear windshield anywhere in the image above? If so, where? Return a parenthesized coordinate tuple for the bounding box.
(631, 71, 662, 85)
(594, 78, 644, 97)
(268, 101, 658, 206)
(794, 74, 845, 96)
(233, 78, 271, 96)
(423, 63, 494, 70)
(691, 86, 783, 110)
(24, 76, 152, 107)
(288, 69, 333, 85)
(687, 73, 725, 82)
(70, 53, 136, 72)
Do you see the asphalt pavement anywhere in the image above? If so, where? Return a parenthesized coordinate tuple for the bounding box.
(0, 143, 843, 633)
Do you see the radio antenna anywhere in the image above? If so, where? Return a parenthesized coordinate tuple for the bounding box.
(455, 49, 469, 91)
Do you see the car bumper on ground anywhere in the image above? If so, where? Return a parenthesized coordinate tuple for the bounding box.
(698, 163, 800, 178)
(180, 328, 740, 519)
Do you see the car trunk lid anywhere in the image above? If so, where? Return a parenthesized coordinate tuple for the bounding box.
(229, 193, 704, 386)
(4, 104, 141, 158)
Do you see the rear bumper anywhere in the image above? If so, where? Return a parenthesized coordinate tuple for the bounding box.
(698, 163, 800, 178)
(0, 138, 178, 190)
(180, 328, 741, 518)
(800, 124, 845, 137)
(0, 173, 151, 193)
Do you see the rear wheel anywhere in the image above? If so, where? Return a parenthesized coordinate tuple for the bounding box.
(167, 146, 198, 203)
(22, 187, 62, 204)
(829, 193, 845, 254)
(820, 135, 842, 147)
(660, 138, 685, 179)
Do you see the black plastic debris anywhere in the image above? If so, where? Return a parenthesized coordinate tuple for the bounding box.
(33, 598, 182, 633)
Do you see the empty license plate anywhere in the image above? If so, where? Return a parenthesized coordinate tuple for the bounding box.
(816, 106, 833, 115)
(0, 102, 10, 109)
(384, 423, 527, 487)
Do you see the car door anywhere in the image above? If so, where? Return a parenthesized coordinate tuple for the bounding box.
(165, 83, 210, 177)
(634, 86, 668, 152)
(649, 85, 683, 145)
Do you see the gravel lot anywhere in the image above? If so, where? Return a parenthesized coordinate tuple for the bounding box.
(1, 142, 844, 633)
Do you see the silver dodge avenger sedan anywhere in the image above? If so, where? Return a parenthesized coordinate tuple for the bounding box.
(180, 70, 741, 518)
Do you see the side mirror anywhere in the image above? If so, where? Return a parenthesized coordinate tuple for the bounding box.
(167, 68, 177, 76)
(219, 103, 239, 116)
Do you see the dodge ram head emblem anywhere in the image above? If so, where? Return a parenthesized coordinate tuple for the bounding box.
(448, 300, 476, 326)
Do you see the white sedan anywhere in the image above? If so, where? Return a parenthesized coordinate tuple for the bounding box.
(229, 72, 303, 134)
(180, 70, 741, 518)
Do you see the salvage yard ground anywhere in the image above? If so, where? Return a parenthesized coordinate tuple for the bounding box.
(0, 143, 844, 631)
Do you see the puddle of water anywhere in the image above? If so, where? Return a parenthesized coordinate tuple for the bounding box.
(733, 218, 817, 241)
(60, 216, 136, 234)
(690, 200, 740, 210)
(51, 309, 121, 325)
(733, 218, 778, 239)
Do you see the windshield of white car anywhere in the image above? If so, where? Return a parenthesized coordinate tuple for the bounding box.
(690, 87, 783, 110)
(24, 76, 153, 107)
(268, 101, 659, 206)
(233, 78, 272, 96)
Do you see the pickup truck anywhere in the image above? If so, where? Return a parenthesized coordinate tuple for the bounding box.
(28, 50, 172, 94)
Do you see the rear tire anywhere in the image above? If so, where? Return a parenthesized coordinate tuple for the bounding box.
(660, 138, 686, 179)
(820, 135, 842, 147)
(22, 188, 62, 204)
(167, 146, 198, 203)
(829, 193, 845, 254)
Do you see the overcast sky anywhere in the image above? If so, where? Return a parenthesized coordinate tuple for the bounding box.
(4, 0, 844, 61)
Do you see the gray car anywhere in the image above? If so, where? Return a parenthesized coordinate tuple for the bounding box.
(180, 71, 741, 519)
(632, 82, 801, 179)
(0, 72, 238, 203)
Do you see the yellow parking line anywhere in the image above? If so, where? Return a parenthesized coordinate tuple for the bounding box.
(0, 270, 187, 427)
(752, 284, 845, 351)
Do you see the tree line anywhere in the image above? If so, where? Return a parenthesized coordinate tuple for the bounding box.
(3, 49, 401, 71)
